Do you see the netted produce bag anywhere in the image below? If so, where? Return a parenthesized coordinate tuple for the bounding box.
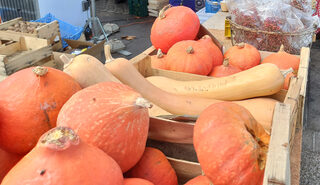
(226, 0, 316, 54)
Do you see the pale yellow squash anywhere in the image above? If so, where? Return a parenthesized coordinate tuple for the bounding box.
(146, 63, 284, 100)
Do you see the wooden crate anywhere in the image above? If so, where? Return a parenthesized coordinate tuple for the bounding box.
(129, 39, 309, 184)
(0, 36, 54, 75)
(0, 17, 62, 51)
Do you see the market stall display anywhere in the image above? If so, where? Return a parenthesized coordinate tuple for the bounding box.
(0, 2, 314, 185)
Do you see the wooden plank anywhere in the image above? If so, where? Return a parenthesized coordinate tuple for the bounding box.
(5, 46, 53, 75)
(167, 157, 202, 184)
(36, 21, 60, 39)
(149, 117, 194, 144)
(20, 36, 49, 51)
(0, 42, 20, 55)
(0, 31, 23, 41)
(290, 128, 302, 185)
(0, 17, 22, 30)
(263, 103, 291, 185)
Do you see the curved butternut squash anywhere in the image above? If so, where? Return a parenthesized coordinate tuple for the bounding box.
(105, 59, 277, 132)
(62, 54, 120, 88)
(146, 63, 284, 100)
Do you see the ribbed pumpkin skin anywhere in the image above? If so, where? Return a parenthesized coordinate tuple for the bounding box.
(150, 6, 200, 53)
(261, 51, 300, 71)
(198, 36, 223, 67)
(151, 55, 167, 70)
(0, 148, 22, 182)
(194, 102, 266, 185)
(1, 127, 124, 185)
(166, 40, 213, 75)
(283, 72, 295, 90)
(224, 43, 261, 70)
(124, 178, 154, 185)
(126, 147, 178, 185)
(57, 82, 150, 172)
(185, 176, 213, 185)
(0, 67, 81, 154)
(209, 61, 242, 77)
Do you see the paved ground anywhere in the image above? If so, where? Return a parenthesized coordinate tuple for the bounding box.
(95, 0, 320, 183)
(300, 41, 320, 185)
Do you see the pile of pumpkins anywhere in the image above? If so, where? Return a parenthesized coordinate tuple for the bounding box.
(0, 5, 301, 185)
(149, 5, 300, 90)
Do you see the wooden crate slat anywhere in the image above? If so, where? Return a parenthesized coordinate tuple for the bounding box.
(263, 103, 291, 185)
(149, 117, 194, 144)
(0, 17, 22, 30)
(0, 42, 20, 55)
(5, 46, 53, 75)
(36, 21, 60, 39)
(167, 157, 202, 184)
(19, 36, 49, 51)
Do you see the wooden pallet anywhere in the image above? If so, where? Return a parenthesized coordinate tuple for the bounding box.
(0, 36, 54, 75)
(130, 31, 309, 184)
(0, 17, 62, 51)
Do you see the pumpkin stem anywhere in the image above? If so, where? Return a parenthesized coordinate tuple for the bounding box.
(223, 58, 230, 67)
(135, 97, 153, 109)
(104, 44, 114, 63)
(186, 46, 194, 54)
(39, 127, 80, 151)
(201, 35, 211, 40)
(159, 4, 171, 19)
(32, 66, 48, 76)
(157, 49, 164, 58)
(279, 45, 285, 52)
(280, 68, 294, 77)
(236, 42, 245, 49)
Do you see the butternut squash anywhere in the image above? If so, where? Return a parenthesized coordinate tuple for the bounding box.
(62, 54, 120, 88)
(105, 59, 277, 132)
(146, 63, 285, 100)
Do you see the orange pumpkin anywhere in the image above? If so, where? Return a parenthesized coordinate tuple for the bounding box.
(198, 35, 223, 67)
(261, 45, 300, 71)
(151, 49, 167, 70)
(126, 147, 178, 185)
(124, 178, 154, 185)
(262, 45, 300, 90)
(150, 5, 200, 53)
(209, 58, 242, 77)
(57, 82, 150, 172)
(1, 127, 124, 185)
(185, 176, 213, 185)
(0, 148, 22, 182)
(193, 102, 269, 185)
(166, 40, 213, 75)
(283, 72, 295, 90)
(224, 43, 261, 70)
(0, 66, 81, 154)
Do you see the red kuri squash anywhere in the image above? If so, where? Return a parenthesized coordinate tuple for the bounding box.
(261, 45, 300, 71)
(224, 43, 261, 70)
(126, 147, 178, 185)
(150, 5, 200, 53)
(57, 82, 150, 172)
(262, 45, 300, 90)
(0, 148, 22, 182)
(124, 178, 154, 185)
(193, 102, 269, 185)
(185, 175, 213, 185)
(209, 58, 242, 77)
(1, 127, 124, 185)
(151, 49, 167, 70)
(198, 35, 223, 67)
(166, 40, 213, 75)
(0, 66, 81, 154)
